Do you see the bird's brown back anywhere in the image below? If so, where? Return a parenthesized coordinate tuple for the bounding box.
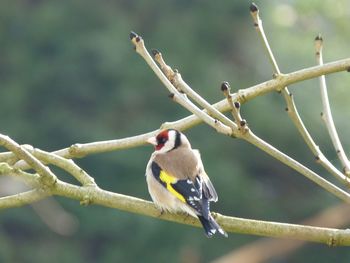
(153, 146, 198, 180)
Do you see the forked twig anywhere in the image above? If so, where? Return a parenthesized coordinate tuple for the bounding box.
(250, 3, 350, 185)
(152, 49, 237, 131)
(0, 134, 56, 187)
(27, 147, 97, 187)
(130, 32, 233, 136)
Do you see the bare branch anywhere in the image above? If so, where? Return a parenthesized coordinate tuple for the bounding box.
(239, 58, 350, 103)
(242, 131, 350, 203)
(27, 147, 96, 186)
(0, 162, 41, 188)
(0, 151, 18, 164)
(0, 189, 49, 209)
(5, 166, 346, 246)
(1, 163, 350, 245)
(43, 182, 350, 246)
(249, 3, 350, 185)
(315, 35, 350, 176)
(152, 49, 237, 130)
(130, 32, 233, 136)
(212, 203, 350, 263)
(250, 3, 280, 72)
(0, 135, 56, 186)
(223, 80, 350, 201)
(221, 81, 247, 132)
(169, 93, 233, 135)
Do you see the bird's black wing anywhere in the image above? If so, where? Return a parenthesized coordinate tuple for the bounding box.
(151, 161, 210, 218)
(171, 176, 210, 219)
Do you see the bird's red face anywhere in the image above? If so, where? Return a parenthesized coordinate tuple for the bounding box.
(146, 130, 170, 151)
(147, 129, 183, 153)
(147, 129, 181, 154)
(154, 130, 169, 150)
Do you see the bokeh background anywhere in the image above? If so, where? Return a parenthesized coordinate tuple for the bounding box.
(1, 0, 350, 262)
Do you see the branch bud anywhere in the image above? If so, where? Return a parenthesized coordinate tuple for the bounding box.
(240, 120, 247, 127)
(129, 31, 137, 40)
(250, 3, 258, 13)
(314, 33, 323, 54)
(221, 81, 230, 92)
(315, 34, 323, 42)
(151, 49, 161, 57)
(129, 31, 142, 42)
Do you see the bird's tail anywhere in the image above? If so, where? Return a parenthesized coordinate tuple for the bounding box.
(198, 215, 228, 238)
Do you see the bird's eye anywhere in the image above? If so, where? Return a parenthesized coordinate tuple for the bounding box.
(156, 130, 169, 146)
(158, 137, 166, 144)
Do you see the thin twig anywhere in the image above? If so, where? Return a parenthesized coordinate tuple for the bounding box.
(250, 3, 280, 73)
(0, 162, 41, 188)
(238, 57, 350, 104)
(169, 93, 233, 135)
(221, 81, 248, 132)
(0, 151, 18, 164)
(0, 134, 56, 186)
(130, 32, 233, 136)
(27, 147, 97, 186)
(152, 49, 237, 130)
(315, 35, 350, 176)
(249, 3, 350, 185)
(218, 89, 350, 203)
(0, 189, 49, 209)
(242, 131, 350, 202)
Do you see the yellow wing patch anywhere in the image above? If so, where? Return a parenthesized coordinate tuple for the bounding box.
(159, 170, 186, 203)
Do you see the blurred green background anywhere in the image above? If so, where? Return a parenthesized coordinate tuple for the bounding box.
(1, 0, 350, 262)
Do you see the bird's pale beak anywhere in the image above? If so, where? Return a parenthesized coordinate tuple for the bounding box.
(146, 136, 157, 146)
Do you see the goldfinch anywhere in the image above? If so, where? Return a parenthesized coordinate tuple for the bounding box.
(145, 129, 227, 237)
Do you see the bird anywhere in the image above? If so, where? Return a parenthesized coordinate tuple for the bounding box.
(145, 129, 227, 237)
